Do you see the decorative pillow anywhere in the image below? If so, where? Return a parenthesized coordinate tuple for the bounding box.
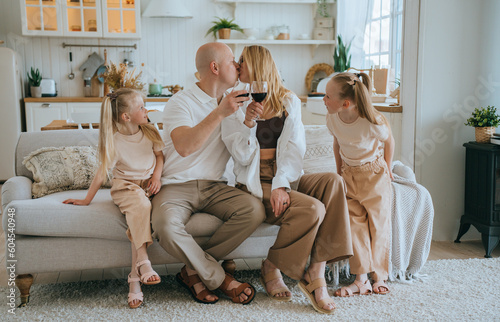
(22, 146, 110, 198)
(303, 125, 336, 174)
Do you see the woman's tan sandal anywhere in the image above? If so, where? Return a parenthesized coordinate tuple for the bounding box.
(334, 279, 372, 297)
(135, 259, 161, 285)
(372, 280, 390, 295)
(176, 266, 218, 304)
(298, 277, 336, 314)
(218, 273, 256, 305)
(127, 274, 143, 309)
(260, 267, 292, 302)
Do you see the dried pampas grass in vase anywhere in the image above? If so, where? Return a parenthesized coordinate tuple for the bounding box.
(102, 62, 146, 93)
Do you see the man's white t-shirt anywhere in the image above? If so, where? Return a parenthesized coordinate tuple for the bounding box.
(161, 84, 231, 185)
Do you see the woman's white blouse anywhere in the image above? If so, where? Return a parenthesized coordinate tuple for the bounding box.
(221, 93, 306, 199)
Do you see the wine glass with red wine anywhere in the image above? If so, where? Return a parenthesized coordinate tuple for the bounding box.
(251, 81, 268, 121)
(236, 83, 250, 102)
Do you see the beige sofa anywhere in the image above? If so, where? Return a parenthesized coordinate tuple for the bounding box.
(2, 126, 433, 307)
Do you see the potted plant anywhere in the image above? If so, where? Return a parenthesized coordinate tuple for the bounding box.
(333, 34, 352, 72)
(205, 17, 243, 40)
(316, 0, 330, 18)
(27, 67, 42, 98)
(465, 105, 500, 143)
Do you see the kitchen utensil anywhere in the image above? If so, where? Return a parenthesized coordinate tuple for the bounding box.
(79, 52, 104, 80)
(166, 84, 184, 94)
(96, 64, 107, 83)
(103, 49, 110, 96)
(68, 52, 75, 80)
(148, 80, 168, 95)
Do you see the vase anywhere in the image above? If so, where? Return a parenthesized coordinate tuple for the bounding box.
(475, 126, 495, 143)
(218, 28, 231, 39)
(31, 86, 42, 98)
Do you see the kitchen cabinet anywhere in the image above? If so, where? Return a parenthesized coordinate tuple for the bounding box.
(25, 102, 68, 132)
(21, 0, 64, 36)
(25, 97, 168, 132)
(20, 0, 141, 39)
(67, 102, 101, 115)
(25, 101, 101, 132)
(214, 0, 336, 56)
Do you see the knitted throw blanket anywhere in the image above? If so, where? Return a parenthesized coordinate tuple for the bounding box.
(328, 161, 434, 285)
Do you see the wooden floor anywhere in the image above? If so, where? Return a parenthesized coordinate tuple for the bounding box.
(1, 210, 498, 288)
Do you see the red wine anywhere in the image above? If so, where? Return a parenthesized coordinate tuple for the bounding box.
(251, 92, 267, 103)
(236, 93, 250, 98)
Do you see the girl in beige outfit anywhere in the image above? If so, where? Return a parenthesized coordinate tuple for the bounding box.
(222, 46, 353, 314)
(63, 88, 165, 309)
(323, 72, 395, 296)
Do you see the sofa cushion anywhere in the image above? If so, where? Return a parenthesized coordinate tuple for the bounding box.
(16, 130, 100, 180)
(8, 189, 128, 241)
(22, 146, 109, 198)
(303, 125, 336, 174)
(8, 189, 280, 241)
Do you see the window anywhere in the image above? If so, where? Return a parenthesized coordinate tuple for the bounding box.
(362, 0, 403, 86)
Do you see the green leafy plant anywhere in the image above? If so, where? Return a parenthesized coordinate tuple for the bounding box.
(333, 34, 352, 72)
(205, 17, 243, 38)
(317, 0, 330, 18)
(465, 106, 500, 127)
(27, 67, 42, 87)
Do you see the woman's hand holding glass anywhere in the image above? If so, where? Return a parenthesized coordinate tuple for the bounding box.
(244, 101, 264, 128)
(250, 81, 268, 121)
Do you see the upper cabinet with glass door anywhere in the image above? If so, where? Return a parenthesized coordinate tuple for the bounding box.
(102, 0, 141, 39)
(63, 0, 102, 37)
(21, 0, 64, 36)
(20, 0, 141, 38)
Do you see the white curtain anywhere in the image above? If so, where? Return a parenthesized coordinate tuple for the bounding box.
(336, 0, 373, 69)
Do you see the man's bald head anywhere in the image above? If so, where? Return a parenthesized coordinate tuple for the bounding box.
(195, 42, 232, 77)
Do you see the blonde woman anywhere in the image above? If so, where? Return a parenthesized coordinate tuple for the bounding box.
(222, 45, 353, 314)
(63, 88, 164, 309)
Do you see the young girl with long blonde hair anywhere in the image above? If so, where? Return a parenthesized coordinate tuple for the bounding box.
(63, 88, 165, 309)
(323, 72, 394, 296)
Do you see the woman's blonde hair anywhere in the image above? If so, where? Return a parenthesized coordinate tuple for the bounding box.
(98, 88, 163, 178)
(240, 45, 290, 117)
(332, 72, 386, 126)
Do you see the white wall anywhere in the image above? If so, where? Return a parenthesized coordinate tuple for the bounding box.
(416, 0, 500, 240)
(480, 1, 500, 107)
(0, 0, 335, 97)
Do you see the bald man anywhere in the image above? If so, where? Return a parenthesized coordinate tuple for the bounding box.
(151, 43, 265, 305)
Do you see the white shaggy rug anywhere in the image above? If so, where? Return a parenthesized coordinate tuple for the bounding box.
(1, 258, 500, 321)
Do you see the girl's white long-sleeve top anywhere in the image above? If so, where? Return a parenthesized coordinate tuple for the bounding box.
(221, 93, 306, 199)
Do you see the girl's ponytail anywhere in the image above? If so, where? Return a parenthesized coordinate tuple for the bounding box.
(98, 96, 116, 179)
(353, 72, 383, 125)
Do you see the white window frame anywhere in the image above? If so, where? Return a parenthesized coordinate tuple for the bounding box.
(362, 0, 403, 87)
(360, 0, 420, 171)
(400, 0, 420, 171)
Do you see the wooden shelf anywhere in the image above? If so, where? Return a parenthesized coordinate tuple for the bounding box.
(217, 39, 335, 45)
(217, 39, 335, 57)
(215, 0, 332, 4)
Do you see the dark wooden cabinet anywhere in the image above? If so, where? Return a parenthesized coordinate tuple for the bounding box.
(455, 142, 500, 257)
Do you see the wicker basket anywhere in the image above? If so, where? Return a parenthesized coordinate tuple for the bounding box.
(475, 126, 495, 143)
